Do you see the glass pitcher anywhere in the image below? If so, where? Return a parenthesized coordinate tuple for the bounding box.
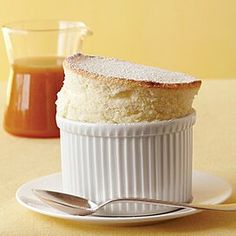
(2, 20, 92, 138)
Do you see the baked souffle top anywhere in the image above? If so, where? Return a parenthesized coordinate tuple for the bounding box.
(56, 53, 201, 123)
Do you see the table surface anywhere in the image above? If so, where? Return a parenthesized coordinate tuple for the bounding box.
(1, 79, 236, 236)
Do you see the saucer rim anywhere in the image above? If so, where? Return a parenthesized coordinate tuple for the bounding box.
(16, 170, 232, 225)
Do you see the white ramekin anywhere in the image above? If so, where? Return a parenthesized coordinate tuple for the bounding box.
(56, 112, 196, 216)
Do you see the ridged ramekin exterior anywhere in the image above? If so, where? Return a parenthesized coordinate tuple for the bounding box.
(57, 113, 196, 215)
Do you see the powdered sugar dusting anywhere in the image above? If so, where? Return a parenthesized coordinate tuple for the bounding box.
(66, 53, 198, 84)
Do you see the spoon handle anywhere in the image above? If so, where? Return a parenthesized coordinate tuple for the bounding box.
(99, 198, 236, 212)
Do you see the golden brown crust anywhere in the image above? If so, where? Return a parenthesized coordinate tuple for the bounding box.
(63, 55, 201, 90)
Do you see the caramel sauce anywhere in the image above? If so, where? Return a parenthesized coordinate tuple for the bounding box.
(4, 57, 64, 137)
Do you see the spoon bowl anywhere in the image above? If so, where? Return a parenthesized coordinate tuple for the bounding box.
(32, 189, 97, 215)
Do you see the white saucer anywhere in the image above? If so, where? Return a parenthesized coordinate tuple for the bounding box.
(16, 171, 232, 226)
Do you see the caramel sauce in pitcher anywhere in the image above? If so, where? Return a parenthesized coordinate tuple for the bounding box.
(4, 57, 64, 137)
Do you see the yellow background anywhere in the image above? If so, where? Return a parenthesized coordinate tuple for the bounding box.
(0, 0, 236, 80)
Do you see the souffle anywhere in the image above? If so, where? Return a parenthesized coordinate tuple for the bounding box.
(56, 53, 201, 123)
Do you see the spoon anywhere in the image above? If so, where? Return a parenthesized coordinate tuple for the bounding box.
(32, 189, 236, 216)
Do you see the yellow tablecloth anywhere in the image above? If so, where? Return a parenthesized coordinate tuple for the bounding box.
(1, 79, 236, 235)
